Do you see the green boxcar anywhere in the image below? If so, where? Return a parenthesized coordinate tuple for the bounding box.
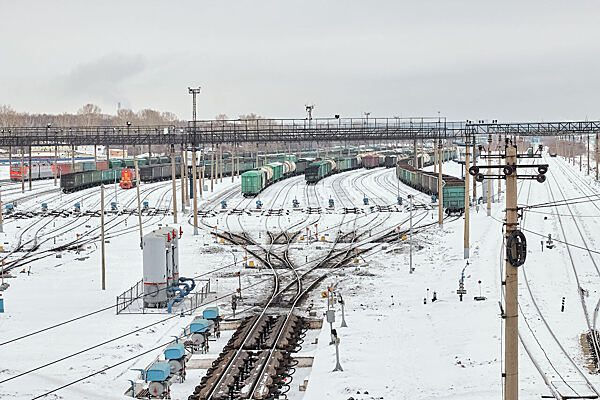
(123, 159, 135, 168)
(101, 169, 119, 182)
(109, 160, 123, 168)
(266, 162, 283, 181)
(241, 170, 264, 196)
(443, 182, 465, 213)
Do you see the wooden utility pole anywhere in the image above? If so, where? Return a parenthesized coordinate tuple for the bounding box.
(53, 145, 58, 186)
(192, 147, 199, 235)
(437, 140, 443, 227)
(170, 145, 178, 224)
(504, 144, 518, 400)
(463, 136, 471, 259)
(100, 184, 106, 290)
(134, 157, 143, 249)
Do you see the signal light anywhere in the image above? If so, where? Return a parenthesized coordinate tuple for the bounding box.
(536, 174, 546, 183)
(503, 166, 514, 176)
(476, 173, 485, 183)
(468, 166, 480, 176)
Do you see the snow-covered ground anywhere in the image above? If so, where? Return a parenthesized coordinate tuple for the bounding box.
(2, 154, 600, 399)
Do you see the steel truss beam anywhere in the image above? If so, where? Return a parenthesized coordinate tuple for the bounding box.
(1, 118, 599, 147)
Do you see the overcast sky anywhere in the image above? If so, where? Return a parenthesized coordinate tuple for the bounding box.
(2, 0, 600, 122)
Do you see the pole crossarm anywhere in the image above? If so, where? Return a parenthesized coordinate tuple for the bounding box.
(2, 118, 600, 147)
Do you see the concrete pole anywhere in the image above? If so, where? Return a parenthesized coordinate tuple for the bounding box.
(587, 134, 590, 175)
(0, 185, 3, 233)
(28, 145, 32, 191)
(20, 147, 24, 194)
(199, 151, 204, 197)
(487, 137, 492, 216)
(464, 136, 471, 259)
(210, 151, 215, 192)
(594, 132, 598, 181)
(8, 146, 11, 171)
(94, 145, 97, 168)
(498, 136, 502, 200)
(71, 144, 75, 170)
(471, 140, 477, 204)
(504, 144, 518, 400)
(181, 145, 187, 212)
(170, 145, 178, 224)
(134, 157, 143, 249)
(255, 146, 259, 168)
(437, 140, 443, 227)
(409, 194, 414, 273)
(413, 139, 418, 168)
(192, 148, 199, 235)
(231, 148, 235, 183)
(53, 145, 58, 186)
(100, 184, 106, 290)
(219, 145, 223, 183)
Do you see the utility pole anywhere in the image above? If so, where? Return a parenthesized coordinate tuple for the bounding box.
(437, 139, 443, 227)
(192, 147, 199, 235)
(170, 144, 178, 224)
(231, 147, 235, 183)
(504, 144, 518, 400)
(134, 157, 143, 249)
(210, 150, 215, 192)
(471, 139, 477, 204)
(594, 132, 598, 181)
(20, 147, 24, 194)
(181, 145, 187, 213)
(464, 133, 471, 259)
(487, 134, 492, 216)
(469, 140, 547, 400)
(587, 134, 590, 175)
(100, 184, 106, 290)
(53, 145, 58, 186)
(409, 194, 414, 274)
(28, 145, 32, 191)
(0, 185, 3, 233)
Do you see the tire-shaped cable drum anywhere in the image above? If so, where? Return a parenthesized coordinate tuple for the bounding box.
(506, 230, 527, 267)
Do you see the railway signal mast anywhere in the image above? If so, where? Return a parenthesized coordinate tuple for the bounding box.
(469, 138, 547, 400)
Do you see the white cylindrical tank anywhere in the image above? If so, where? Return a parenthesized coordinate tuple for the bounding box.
(143, 233, 168, 308)
(259, 166, 273, 181)
(142, 226, 180, 308)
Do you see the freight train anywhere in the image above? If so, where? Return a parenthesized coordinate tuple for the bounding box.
(241, 161, 296, 196)
(60, 157, 180, 193)
(395, 162, 465, 214)
(305, 160, 337, 184)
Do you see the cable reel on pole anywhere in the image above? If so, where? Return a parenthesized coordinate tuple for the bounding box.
(506, 229, 527, 267)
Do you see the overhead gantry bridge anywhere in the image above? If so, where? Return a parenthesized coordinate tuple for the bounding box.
(0, 117, 599, 147)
